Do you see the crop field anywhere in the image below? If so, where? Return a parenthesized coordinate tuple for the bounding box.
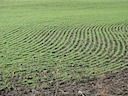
(0, 0, 128, 95)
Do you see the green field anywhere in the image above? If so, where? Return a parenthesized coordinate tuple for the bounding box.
(0, 0, 128, 89)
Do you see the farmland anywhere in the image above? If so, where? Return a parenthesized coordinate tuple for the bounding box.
(0, 0, 128, 95)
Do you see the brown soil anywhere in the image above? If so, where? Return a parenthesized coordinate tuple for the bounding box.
(0, 68, 128, 96)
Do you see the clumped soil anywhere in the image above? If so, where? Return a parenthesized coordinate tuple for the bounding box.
(0, 68, 128, 96)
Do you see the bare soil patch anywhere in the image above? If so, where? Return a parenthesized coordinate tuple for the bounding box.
(0, 68, 128, 96)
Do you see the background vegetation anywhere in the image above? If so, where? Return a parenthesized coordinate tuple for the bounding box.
(0, 0, 128, 89)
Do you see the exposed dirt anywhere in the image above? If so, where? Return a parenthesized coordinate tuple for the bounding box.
(0, 68, 128, 96)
